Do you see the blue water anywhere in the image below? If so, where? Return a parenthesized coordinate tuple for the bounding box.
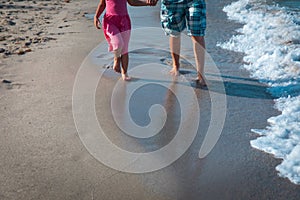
(219, 0, 300, 185)
(273, 0, 300, 9)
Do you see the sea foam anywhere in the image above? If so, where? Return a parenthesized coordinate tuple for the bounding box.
(218, 0, 300, 184)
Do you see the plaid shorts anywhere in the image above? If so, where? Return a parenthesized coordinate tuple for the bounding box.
(161, 0, 206, 36)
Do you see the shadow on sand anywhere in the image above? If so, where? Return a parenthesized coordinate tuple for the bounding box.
(128, 70, 274, 100)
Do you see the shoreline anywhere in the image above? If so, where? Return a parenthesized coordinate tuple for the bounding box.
(1, 0, 300, 199)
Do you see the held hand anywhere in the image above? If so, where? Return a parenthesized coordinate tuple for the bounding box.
(94, 16, 101, 29)
(147, 0, 158, 6)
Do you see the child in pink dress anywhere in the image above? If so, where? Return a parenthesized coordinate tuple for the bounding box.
(94, 0, 157, 81)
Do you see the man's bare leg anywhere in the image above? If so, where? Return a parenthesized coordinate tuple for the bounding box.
(191, 36, 206, 86)
(169, 36, 181, 76)
(120, 53, 131, 81)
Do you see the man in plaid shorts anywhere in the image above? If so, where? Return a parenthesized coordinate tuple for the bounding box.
(161, 0, 207, 86)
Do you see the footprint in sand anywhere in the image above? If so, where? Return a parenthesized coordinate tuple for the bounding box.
(1, 79, 24, 90)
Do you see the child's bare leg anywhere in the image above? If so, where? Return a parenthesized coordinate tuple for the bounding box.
(120, 53, 131, 81)
(169, 36, 181, 76)
(113, 49, 121, 73)
(113, 56, 121, 73)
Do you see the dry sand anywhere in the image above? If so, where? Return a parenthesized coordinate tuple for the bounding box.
(1, 0, 300, 199)
(0, 0, 67, 57)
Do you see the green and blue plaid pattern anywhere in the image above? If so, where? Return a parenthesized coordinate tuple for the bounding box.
(161, 0, 206, 36)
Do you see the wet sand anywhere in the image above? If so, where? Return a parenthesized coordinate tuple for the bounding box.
(1, 0, 300, 199)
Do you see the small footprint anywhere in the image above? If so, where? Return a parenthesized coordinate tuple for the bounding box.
(1, 80, 24, 90)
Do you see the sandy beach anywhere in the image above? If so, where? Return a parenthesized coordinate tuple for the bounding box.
(1, 0, 300, 199)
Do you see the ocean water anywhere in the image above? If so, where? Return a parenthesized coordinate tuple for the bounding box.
(218, 0, 300, 184)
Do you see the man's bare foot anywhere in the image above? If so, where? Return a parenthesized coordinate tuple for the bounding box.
(113, 57, 121, 73)
(121, 73, 131, 81)
(196, 72, 207, 87)
(169, 68, 179, 76)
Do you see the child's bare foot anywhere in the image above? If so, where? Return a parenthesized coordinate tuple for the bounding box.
(169, 68, 179, 76)
(121, 73, 131, 81)
(113, 57, 121, 73)
(196, 72, 207, 87)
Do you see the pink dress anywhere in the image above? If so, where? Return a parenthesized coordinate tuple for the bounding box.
(102, 0, 131, 55)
